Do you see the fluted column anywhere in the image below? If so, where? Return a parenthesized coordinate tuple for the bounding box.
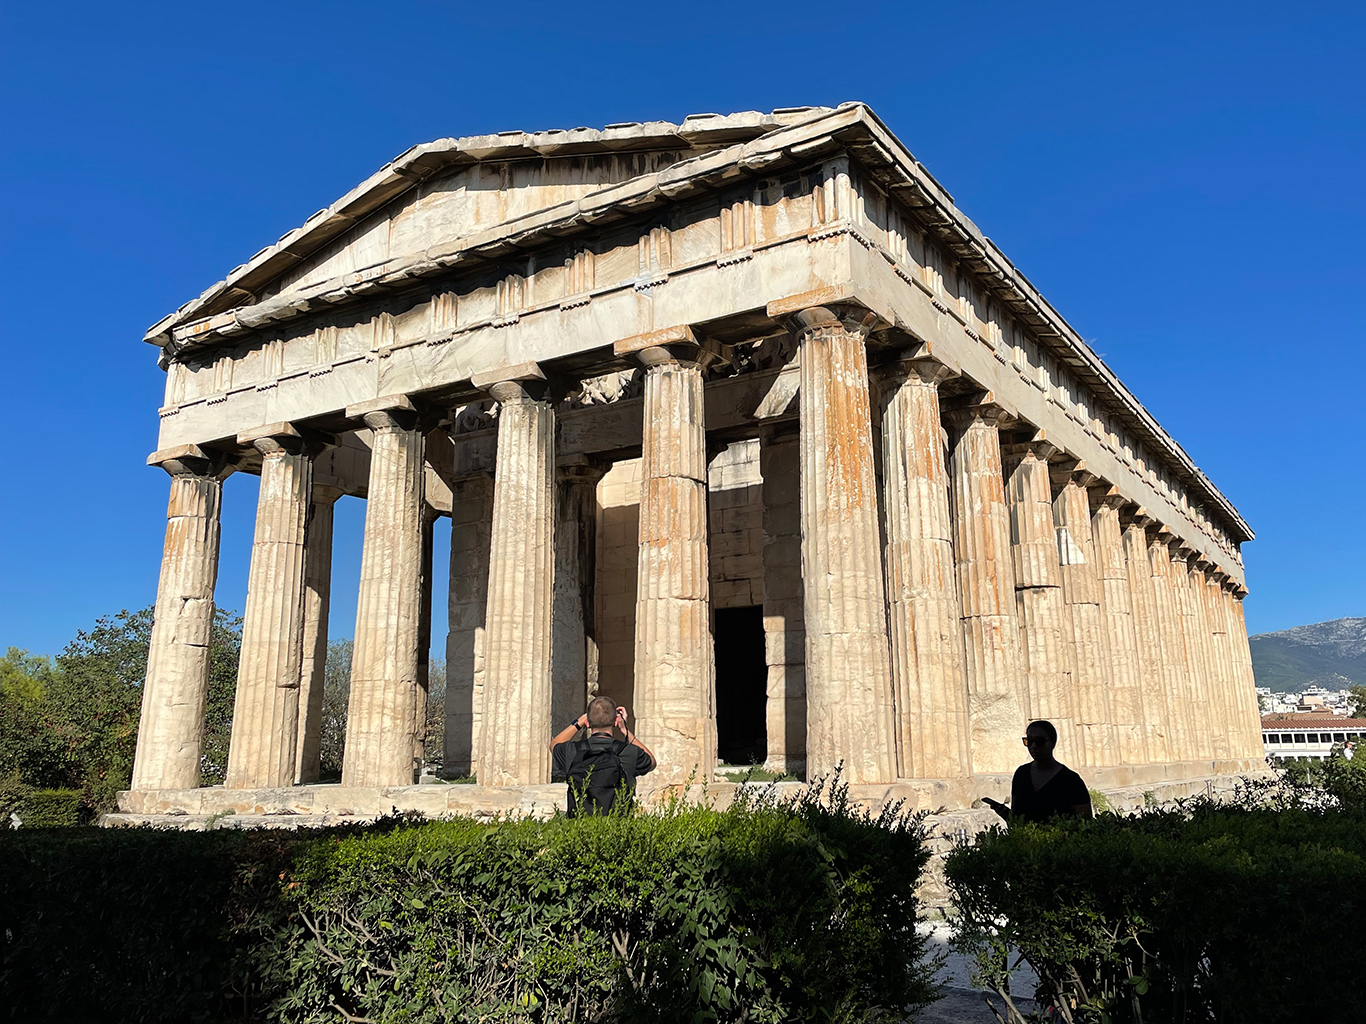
(342, 404, 425, 788)
(790, 306, 896, 784)
(1093, 498, 1148, 765)
(295, 486, 341, 784)
(131, 447, 229, 791)
(445, 474, 493, 778)
(225, 428, 316, 789)
(1003, 441, 1075, 755)
(1227, 589, 1263, 758)
(1122, 516, 1169, 762)
(476, 369, 556, 786)
(1202, 568, 1236, 761)
(1147, 530, 1195, 762)
(760, 426, 806, 774)
(552, 457, 606, 733)
(1171, 548, 1215, 760)
(613, 333, 716, 784)
(1054, 470, 1115, 766)
(946, 403, 1026, 774)
(413, 509, 437, 774)
(880, 356, 971, 780)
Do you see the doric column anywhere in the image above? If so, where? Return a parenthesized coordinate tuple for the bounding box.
(1146, 529, 1194, 761)
(551, 456, 606, 732)
(295, 486, 341, 784)
(474, 365, 557, 787)
(946, 402, 1026, 774)
(342, 400, 425, 788)
(615, 328, 717, 784)
(1121, 515, 1169, 763)
(880, 355, 971, 779)
(1053, 467, 1115, 767)
(1092, 496, 1147, 766)
(788, 306, 896, 784)
(1226, 588, 1263, 758)
(225, 425, 318, 790)
(1202, 568, 1236, 761)
(1171, 547, 1215, 760)
(444, 474, 493, 778)
(1003, 440, 1075, 756)
(131, 446, 230, 792)
(413, 509, 437, 774)
(760, 425, 806, 774)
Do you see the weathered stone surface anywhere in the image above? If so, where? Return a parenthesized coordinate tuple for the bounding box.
(760, 427, 806, 774)
(1122, 517, 1169, 763)
(1053, 474, 1114, 767)
(444, 474, 493, 777)
(629, 347, 716, 784)
(794, 308, 896, 785)
(1146, 534, 1196, 762)
(1092, 501, 1147, 765)
(946, 404, 1026, 775)
(226, 435, 313, 789)
(126, 108, 1262, 822)
(295, 487, 340, 784)
(342, 411, 425, 788)
(881, 360, 971, 780)
(551, 459, 605, 731)
(479, 378, 556, 786)
(131, 457, 227, 792)
(1004, 444, 1075, 755)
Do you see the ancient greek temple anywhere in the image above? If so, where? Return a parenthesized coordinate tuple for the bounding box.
(123, 105, 1261, 819)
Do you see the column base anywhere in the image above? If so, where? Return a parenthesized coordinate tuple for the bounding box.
(109, 759, 1272, 829)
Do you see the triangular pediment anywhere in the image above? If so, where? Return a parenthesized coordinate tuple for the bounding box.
(146, 107, 836, 343)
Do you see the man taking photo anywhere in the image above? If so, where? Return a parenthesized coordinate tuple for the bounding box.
(549, 695, 656, 817)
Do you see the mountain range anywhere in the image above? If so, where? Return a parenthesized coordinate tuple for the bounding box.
(1249, 617, 1366, 692)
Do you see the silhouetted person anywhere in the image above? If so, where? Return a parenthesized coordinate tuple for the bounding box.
(982, 720, 1094, 824)
(549, 696, 656, 817)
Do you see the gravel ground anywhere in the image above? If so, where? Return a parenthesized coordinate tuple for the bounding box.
(912, 920, 1038, 1023)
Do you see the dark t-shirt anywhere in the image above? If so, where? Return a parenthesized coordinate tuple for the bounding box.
(1009, 762, 1090, 824)
(551, 734, 656, 785)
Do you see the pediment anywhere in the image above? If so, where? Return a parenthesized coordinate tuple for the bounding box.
(146, 108, 836, 344)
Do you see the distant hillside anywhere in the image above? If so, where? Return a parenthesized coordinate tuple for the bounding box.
(1249, 617, 1366, 691)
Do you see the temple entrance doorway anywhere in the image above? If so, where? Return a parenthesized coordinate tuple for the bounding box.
(714, 605, 768, 766)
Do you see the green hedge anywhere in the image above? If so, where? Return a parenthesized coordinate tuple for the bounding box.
(945, 796, 1366, 1023)
(1, 782, 939, 1022)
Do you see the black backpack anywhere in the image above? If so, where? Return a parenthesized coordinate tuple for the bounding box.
(565, 738, 633, 817)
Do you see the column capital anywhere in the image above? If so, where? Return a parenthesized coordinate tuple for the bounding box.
(881, 341, 961, 387)
(471, 360, 553, 403)
(312, 484, 345, 506)
(614, 324, 729, 370)
(346, 394, 420, 432)
(1001, 435, 1059, 466)
(766, 285, 893, 342)
(1088, 483, 1126, 511)
(1048, 456, 1096, 492)
(941, 397, 1009, 431)
(147, 443, 234, 480)
(555, 453, 607, 485)
(236, 421, 334, 457)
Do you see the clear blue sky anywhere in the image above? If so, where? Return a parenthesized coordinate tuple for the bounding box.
(2, 0, 1362, 657)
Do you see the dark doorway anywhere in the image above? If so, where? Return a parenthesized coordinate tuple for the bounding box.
(714, 605, 768, 765)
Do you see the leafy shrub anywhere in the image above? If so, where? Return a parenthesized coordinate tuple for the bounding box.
(0, 779, 939, 1023)
(14, 787, 85, 827)
(946, 789, 1366, 1023)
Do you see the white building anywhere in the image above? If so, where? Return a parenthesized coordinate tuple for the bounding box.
(1262, 716, 1365, 761)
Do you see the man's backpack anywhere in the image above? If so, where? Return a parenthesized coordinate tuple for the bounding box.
(565, 738, 633, 817)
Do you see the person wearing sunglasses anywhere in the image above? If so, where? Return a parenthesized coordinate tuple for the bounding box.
(982, 720, 1093, 824)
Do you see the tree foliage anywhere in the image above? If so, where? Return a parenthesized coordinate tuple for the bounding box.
(0, 606, 241, 816)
